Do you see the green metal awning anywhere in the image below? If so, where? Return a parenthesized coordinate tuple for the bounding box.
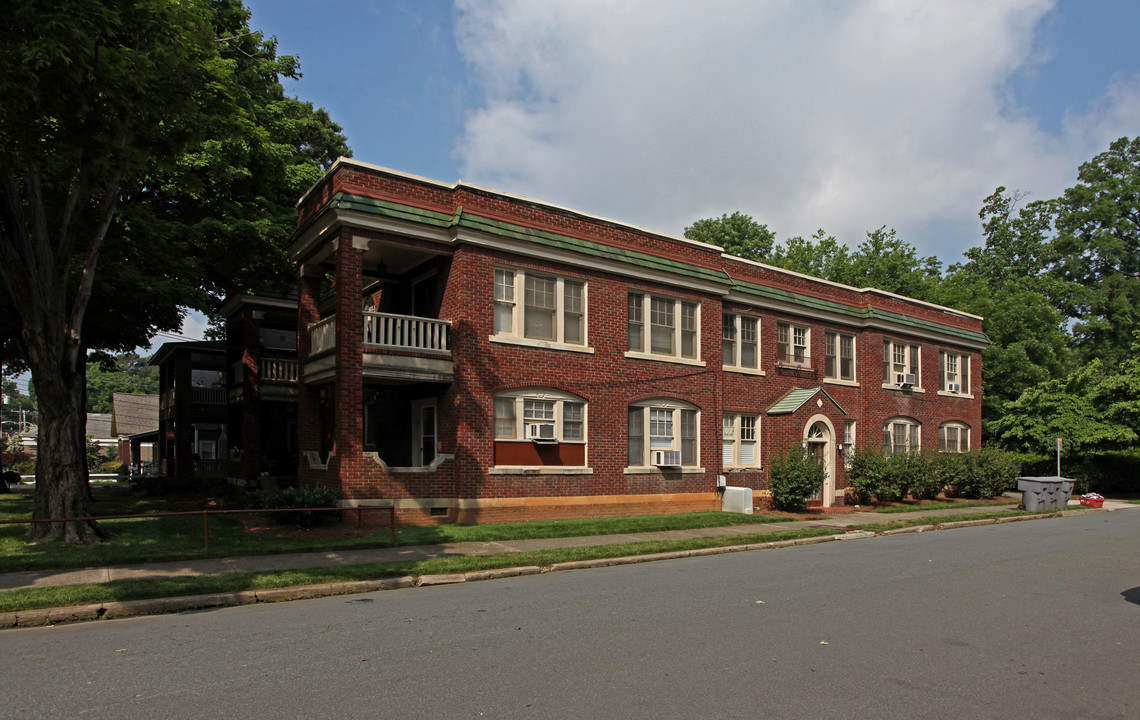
(767, 387, 847, 416)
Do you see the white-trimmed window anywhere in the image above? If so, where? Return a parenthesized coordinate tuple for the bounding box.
(940, 351, 970, 395)
(825, 331, 855, 381)
(884, 417, 921, 454)
(628, 399, 699, 467)
(939, 422, 970, 453)
(844, 420, 856, 470)
(494, 268, 586, 346)
(628, 293, 699, 360)
(883, 339, 921, 387)
(776, 322, 810, 366)
(723, 314, 759, 370)
(494, 389, 587, 443)
(722, 414, 760, 467)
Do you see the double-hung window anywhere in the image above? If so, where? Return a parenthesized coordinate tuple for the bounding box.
(940, 351, 970, 395)
(628, 293, 700, 361)
(776, 322, 810, 367)
(884, 417, 920, 454)
(825, 331, 855, 381)
(939, 422, 970, 453)
(494, 268, 586, 347)
(722, 414, 759, 467)
(723, 314, 759, 370)
(628, 400, 700, 467)
(883, 339, 921, 387)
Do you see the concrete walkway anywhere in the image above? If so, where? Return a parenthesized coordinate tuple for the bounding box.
(5, 501, 1130, 592)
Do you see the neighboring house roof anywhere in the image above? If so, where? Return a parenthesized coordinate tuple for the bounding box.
(767, 387, 847, 416)
(86, 413, 114, 440)
(112, 393, 159, 437)
(149, 339, 226, 366)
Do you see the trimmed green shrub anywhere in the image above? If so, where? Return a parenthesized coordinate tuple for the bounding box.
(768, 449, 827, 512)
(258, 485, 344, 526)
(846, 447, 887, 504)
(875, 451, 920, 502)
(952, 448, 1020, 498)
(907, 451, 946, 500)
(924, 452, 965, 500)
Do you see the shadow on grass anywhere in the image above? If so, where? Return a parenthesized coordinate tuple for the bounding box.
(0, 526, 843, 614)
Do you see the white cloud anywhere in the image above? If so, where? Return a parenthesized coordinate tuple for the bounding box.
(453, 0, 1140, 261)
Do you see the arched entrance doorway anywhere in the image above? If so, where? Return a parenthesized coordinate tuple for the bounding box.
(803, 416, 836, 506)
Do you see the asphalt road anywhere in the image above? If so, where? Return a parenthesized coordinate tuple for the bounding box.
(2, 509, 1138, 719)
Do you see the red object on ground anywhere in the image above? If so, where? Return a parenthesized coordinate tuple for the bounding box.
(1079, 497, 1104, 508)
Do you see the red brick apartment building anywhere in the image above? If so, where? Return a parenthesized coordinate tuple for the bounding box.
(289, 159, 985, 524)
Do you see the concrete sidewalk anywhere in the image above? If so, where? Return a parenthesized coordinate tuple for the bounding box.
(7, 501, 1127, 593)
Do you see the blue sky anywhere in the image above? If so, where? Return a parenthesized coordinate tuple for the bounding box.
(6, 1, 1137, 395)
(179, 0, 1140, 349)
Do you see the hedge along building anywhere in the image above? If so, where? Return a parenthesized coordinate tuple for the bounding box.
(289, 159, 986, 524)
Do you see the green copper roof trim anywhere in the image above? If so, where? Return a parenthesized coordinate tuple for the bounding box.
(329, 193, 458, 228)
(329, 191, 730, 285)
(732, 279, 870, 318)
(455, 212, 729, 284)
(869, 308, 989, 344)
(324, 192, 987, 344)
(733, 278, 988, 345)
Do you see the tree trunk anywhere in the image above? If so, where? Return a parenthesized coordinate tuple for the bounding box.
(28, 359, 102, 544)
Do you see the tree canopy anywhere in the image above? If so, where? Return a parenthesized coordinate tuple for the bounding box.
(683, 212, 775, 260)
(0, 0, 349, 542)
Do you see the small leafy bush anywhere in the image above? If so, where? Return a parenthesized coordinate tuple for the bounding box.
(258, 485, 344, 526)
(768, 449, 826, 512)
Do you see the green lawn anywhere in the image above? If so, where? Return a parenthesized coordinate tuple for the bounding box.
(0, 491, 790, 573)
(0, 526, 842, 613)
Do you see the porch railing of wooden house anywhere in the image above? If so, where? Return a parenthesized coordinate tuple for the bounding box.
(260, 357, 299, 383)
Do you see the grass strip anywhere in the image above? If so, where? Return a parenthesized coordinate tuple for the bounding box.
(850, 509, 1035, 532)
(0, 527, 840, 614)
(873, 500, 1018, 514)
(0, 497, 791, 573)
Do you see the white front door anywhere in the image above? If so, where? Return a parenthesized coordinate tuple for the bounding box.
(805, 419, 835, 506)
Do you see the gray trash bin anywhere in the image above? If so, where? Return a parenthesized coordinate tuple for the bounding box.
(1059, 479, 1075, 507)
(1017, 476, 1069, 511)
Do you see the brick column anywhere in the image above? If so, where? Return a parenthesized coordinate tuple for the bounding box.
(333, 229, 365, 499)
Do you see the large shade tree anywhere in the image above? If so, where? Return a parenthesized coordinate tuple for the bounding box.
(0, 0, 348, 543)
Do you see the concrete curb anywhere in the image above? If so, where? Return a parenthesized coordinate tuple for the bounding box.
(0, 508, 1109, 629)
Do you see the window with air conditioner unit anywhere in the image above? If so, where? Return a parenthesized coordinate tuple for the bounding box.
(628, 400, 700, 469)
(494, 390, 586, 446)
(524, 422, 556, 442)
(883, 340, 921, 389)
(940, 351, 970, 395)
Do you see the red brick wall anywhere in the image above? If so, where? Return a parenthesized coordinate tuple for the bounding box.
(291, 161, 986, 521)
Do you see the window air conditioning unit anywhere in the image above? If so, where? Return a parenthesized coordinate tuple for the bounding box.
(896, 373, 916, 387)
(652, 450, 682, 467)
(524, 423, 556, 441)
(947, 383, 961, 393)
